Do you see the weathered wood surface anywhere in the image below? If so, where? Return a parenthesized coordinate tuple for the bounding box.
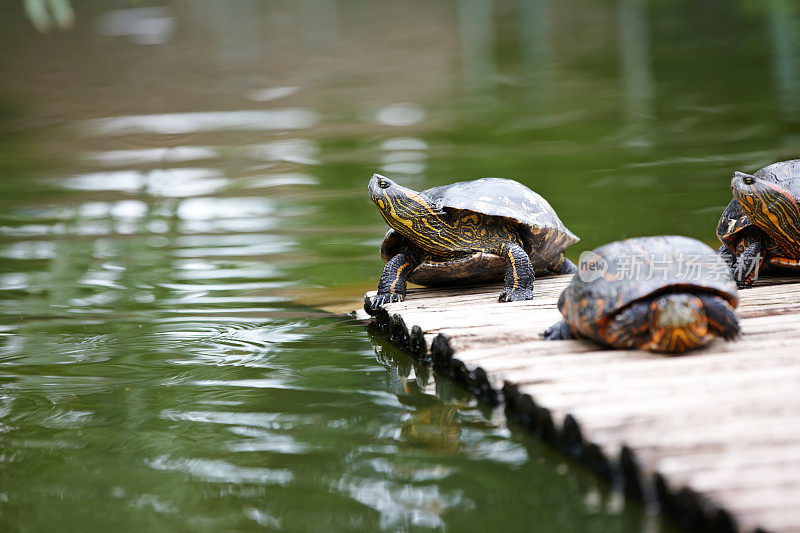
(365, 275, 800, 533)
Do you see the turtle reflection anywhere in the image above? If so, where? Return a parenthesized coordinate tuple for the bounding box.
(370, 330, 466, 453)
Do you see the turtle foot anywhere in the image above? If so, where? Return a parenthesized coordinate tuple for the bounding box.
(543, 320, 573, 340)
(365, 292, 404, 315)
(553, 257, 578, 275)
(717, 245, 735, 270)
(731, 241, 763, 289)
(732, 263, 756, 289)
(717, 317, 742, 341)
(498, 286, 534, 302)
(721, 329, 742, 341)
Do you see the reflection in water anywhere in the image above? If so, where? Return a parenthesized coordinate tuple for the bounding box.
(23, 0, 75, 33)
(84, 109, 319, 136)
(366, 332, 658, 531)
(458, 0, 496, 98)
(247, 86, 301, 103)
(97, 7, 175, 45)
(380, 136, 428, 177)
(85, 146, 218, 167)
(618, 0, 655, 147)
(374, 103, 427, 127)
(64, 168, 228, 197)
(298, 0, 339, 50)
(768, 0, 800, 124)
(147, 455, 295, 485)
(518, 0, 553, 102)
(244, 139, 320, 165)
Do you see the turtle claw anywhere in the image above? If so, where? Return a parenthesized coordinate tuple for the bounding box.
(366, 292, 404, 314)
(498, 286, 534, 302)
(732, 262, 752, 288)
(543, 320, 574, 340)
(732, 269, 754, 290)
(722, 330, 742, 341)
(731, 241, 763, 289)
(716, 245, 735, 270)
(715, 320, 742, 341)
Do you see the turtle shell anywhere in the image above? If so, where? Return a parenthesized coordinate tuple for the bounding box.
(559, 236, 738, 340)
(717, 159, 800, 248)
(380, 178, 579, 285)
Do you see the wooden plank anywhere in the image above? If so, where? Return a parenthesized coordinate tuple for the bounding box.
(364, 274, 800, 533)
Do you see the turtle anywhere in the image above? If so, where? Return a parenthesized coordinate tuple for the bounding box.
(543, 236, 740, 353)
(716, 159, 800, 288)
(365, 174, 579, 314)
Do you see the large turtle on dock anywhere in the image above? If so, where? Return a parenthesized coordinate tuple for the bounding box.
(544, 236, 740, 353)
(717, 159, 800, 288)
(366, 174, 579, 314)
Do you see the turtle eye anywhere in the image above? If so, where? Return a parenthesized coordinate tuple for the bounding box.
(743, 175, 756, 185)
(378, 179, 390, 189)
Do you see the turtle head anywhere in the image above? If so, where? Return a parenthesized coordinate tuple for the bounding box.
(645, 294, 712, 353)
(731, 170, 800, 254)
(369, 174, 446, 249)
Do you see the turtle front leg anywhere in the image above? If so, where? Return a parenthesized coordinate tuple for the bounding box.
(549, 253, 577, 275)
(696, 294, 741, 340)
(603, 301, 652, 349)
(366, 253, 421, 315)
(543, 320, 574, 340)
(497, 243, 535, 302)
(732, 240, 765, 289)
(717, 245, 735, 271)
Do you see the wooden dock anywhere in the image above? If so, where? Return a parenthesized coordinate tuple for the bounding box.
(364, 275, 800, 533)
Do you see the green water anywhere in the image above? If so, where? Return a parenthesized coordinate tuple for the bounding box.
(1, 0, 799, 530)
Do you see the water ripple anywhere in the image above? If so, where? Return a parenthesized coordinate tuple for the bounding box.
(85, 146, 218, 167)
(160, 409, 290, 427)
(336, 475, 470, 530)
(147, 455, 294, 485)
(226, 426, 309, 454)
(83, 109, 318, 136)
(63, 168, 227, 197)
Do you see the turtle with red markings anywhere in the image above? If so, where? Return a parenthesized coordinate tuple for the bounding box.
(717, 159, 800, 288)
(544, 236, 740, 354)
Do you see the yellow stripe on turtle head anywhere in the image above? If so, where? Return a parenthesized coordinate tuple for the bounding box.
(368, 174, 525, 256)
(368, 174, 453, 253)
(732, 172, 800, 255)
